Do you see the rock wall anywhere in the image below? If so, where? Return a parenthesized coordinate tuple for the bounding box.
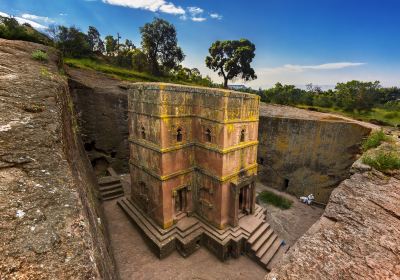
(0, 39, 117, 279)
(258, 104, 374, 203)
(67, 67, 129, 174)
(265, 162, 400, 279)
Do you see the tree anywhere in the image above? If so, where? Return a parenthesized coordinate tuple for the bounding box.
(335, 80, 380, 112)
(131, 49, 148, 72)
(87, 26, 104, 53)
(140, 18, 184, 75)
(205, 39, 257, 88)
(104, 35, 117, 56)
(52, 26, 91, 57)
(124, 39, 135, 50)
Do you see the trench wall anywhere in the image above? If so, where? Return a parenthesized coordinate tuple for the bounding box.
(67, 71, 129, 174)
(257, 115, 371, 203)
(0, 39, 117, 279)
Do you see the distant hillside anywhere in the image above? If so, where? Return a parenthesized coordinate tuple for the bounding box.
(0, 16, 52, 45)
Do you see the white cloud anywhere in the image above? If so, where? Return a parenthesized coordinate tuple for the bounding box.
(210, 13, 222, 20)
(0, 11, 47, 30)
(102, 0, 185, 15)
(283, 62, 366, 71)
(188, 7, 203, 16)
(191, 17, 206, 22)
(261, 62, 366, 74)
(21, 13, 54, 23)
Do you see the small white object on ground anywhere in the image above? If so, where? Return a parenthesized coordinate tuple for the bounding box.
(299, 194, 315, 205)
(16, 209, 26, 218)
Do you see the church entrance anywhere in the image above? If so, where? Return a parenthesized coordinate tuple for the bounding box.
(238, 184, 251, 214)
(229, 177, 256, 227)
(174, 187, 188, 219)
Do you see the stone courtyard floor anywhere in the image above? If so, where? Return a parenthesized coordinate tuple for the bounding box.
(103, 199, 266, 280)
(256, 182, 325, 247)
(102, 176, 324, 279)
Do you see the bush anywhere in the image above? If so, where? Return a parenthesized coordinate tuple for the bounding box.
(31, 50, 48, 61)
(362, 151, 400, 171)
(383, 112, 399, 119)
(258, 190, 293, 209)
(362, 130, 388, 151)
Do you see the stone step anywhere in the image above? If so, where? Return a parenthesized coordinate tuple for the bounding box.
(247, 223, 269, 245)
(252, 228, 273, 252)
(107, 167, 118, 177)
(102, 193, 124, 201)
(99, 183, 123, 192)
(255, 231, 275, 258)
(98, 176, 120, 186)
(266, 245, 286, 271)
(260, 237, 282, 267)
(119, 198, 165, 240)
(122, 198, 171, 237)
(101, 188, 124, 198)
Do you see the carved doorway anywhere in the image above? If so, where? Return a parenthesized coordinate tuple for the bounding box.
(174, 187, 188, 219)
(238, 184, 251, 215)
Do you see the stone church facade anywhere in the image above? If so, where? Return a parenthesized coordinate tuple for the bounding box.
(128, 83, 259, 230)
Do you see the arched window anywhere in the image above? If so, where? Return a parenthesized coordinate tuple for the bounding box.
(240, 129, 245, 142)
(141, 126, 146, 139)
(177, 128, 182, 142)
(205, 128, 212, 142)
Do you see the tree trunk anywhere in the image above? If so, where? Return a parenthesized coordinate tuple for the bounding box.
(223, 78, 228, 88)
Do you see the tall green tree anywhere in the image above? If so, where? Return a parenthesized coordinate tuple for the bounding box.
(205, 39, 257, 88)
(87, 26, 104, 53)
(140, 18, 184, 75)
(335, 80, 380, 112)
(52, 26, 91, 57)
(104, 35, 117, 56)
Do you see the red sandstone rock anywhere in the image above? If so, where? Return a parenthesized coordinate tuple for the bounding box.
(265, 169, 400, 280)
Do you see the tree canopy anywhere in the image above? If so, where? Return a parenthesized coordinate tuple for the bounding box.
(205, 39, 257, 88)
(140, 18, 184, 75)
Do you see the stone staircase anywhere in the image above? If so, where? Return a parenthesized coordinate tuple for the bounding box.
(118, 196, 286, 269)
(246, 220, 286, 270)
(98, 167, 124, 201)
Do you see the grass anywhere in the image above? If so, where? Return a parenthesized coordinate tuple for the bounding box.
(64, 57, 203, 86)
(362, 151, 400, 172)
(31, 50, 48, 61)
(258, 190, 293, 209)
(296, 105, 400, 127)
(362, 130, 390, 151)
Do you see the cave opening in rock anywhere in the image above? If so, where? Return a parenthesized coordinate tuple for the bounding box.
(284, 178, 289, 190)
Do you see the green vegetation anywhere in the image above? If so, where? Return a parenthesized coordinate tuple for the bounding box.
(31, 50, 48, 61)
(258, 190, 293, 209)
(140, 18, 184, 75)
(255, 81, 400, 127)
(0, 16, 52, 45)
(64, 57, 214, 86)
(362, 130, 390, 151)
(362, 151, 400, 172)
(206, 39, 256, 88)
(296, 105, 400, 127)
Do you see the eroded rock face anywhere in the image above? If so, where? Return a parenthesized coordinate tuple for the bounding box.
(66, 67, 129, 174)
(266, 169, 400, 280)
(258, 104, 375, 203)
(0, 39, 116, 279)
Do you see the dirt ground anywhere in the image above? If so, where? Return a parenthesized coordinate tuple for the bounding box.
(256, 182, 324, 247)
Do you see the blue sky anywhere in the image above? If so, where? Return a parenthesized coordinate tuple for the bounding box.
(1, 0, 399, 88)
